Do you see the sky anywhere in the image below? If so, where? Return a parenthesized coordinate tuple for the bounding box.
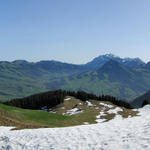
(0, 0, 150, 64)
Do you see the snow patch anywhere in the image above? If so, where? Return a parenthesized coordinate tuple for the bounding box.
(83, 122, 89, 125)
(49, 109, 56, 114)
(96, 110, 108, 123)
(95, 118, 106, 123)
(49, 111, 56, 114)
(65, 98, 71, 101)
(96, 106, 123, 123)
(41, 106, 49, 112)
(107, 107, 123, 114)
(64, 108, 83, 116)
(86, 101, 94, 106)
(99, 102, 114, 108)
(96, 111, 107, 119)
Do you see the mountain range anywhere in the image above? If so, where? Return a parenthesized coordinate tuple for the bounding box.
(0, 53, 150, 102)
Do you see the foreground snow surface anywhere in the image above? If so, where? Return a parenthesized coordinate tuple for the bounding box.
(1, 106, 150, 150)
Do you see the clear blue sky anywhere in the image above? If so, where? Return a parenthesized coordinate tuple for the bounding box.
(0, 0, 150, 64)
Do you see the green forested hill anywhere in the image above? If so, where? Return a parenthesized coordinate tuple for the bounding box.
(0, 60, 85, 101)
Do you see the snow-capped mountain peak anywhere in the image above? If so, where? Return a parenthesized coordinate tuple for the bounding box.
(86, 53, 145, 70)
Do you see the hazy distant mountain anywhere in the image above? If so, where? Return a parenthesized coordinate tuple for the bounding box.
(85, 54, 145, 70)
(12, 60, 29, 65)
(131, 90, 150, 108)
(0, 54, 149, 102)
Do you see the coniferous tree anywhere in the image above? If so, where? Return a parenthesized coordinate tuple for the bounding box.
(142, 100, 149, 107)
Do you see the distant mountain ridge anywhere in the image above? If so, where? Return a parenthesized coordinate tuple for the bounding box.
(0, 54, 149, 102)
(0, 53, 147, 69)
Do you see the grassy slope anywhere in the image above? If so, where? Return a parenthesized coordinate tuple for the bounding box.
(0, 96, 138, 129)
(0, 103, 71, 129)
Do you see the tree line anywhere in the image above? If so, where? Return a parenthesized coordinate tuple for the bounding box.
(4, 90, 65, 109)
(65, 90, 132, 109)
(4, 90, 133, 109)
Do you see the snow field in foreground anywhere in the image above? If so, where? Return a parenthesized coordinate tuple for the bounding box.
(1, 106, 150, 150)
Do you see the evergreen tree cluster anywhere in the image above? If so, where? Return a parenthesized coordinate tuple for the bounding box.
(4, 90, 65, 109)
(4, 90, 132, 109)
(142, 100, 149, 107)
